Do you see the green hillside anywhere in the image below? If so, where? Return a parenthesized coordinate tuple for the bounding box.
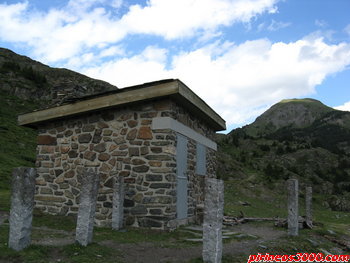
(0, 90, 38, 188)
(0, 48, 118, 189)
(220, 99, 350, 212)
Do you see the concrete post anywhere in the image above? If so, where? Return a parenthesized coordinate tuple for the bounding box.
(287, 179, 298, 236)
(202, 178, 224, 263)
(8, 167, 36, 251)
(305, 186, 313, 228)
(112, 174, 125, 230)
(75, 169, 100, 246)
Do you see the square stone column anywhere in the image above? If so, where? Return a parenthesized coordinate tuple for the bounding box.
(8, 167, 36, 251)
(75, 169, 100, 246)
(112, 173, 125, 230)
(202, 178, 224, 263)
(305, 186, 313, 228)
(287, 179, 298, 236)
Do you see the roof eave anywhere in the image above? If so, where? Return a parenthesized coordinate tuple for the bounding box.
(18, 79, 226, 131)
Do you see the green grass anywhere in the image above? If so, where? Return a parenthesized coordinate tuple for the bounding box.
(32, 212, 77, 232)
(224, 180, 287, 218)
(0, 224, 121, 263)
(0, 91, 39, 190)
(94, 225, 201, 248)
(62, 243, 121, 263)
(0, 189, 10, 211)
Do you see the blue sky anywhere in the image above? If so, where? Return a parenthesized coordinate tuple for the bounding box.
(0, 0, 349, 132)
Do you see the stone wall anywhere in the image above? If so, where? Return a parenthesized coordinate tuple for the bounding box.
(34, 98, 217, 229)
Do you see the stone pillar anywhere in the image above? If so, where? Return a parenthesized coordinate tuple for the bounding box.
(287, 179, 298, 236)
(8, 167, 36, 251)
(305, 186, 313, 228)
(75, 169, 100, 246)
(112, 173, 125, 230)
(202, 178, 224, 263)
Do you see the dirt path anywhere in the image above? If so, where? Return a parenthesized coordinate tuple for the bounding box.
(100, 224, 286, 263)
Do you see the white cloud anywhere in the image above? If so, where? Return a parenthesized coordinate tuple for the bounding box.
(266, 19, 291, 31)
(315, 19, 327, 28)
(258, 19, 291, 32)
(0, 0, 279, 63)
(334, 101, 350, 112)
(83, 36, 350, 126)
(111, 0, 123, 9)
(345, 24, 350, 36)
(84, 46, 171, 87)
(99, 45, 125, 58)
(120, 0, 279, 39)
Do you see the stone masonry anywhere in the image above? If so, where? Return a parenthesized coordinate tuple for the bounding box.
(34, 98, 217, 229)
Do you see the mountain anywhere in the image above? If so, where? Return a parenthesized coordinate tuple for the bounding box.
(0, 48, 117, 107)
(219, 99, 350, 211)
(0, 48, 118, 188)
(240, 98, 335, 137)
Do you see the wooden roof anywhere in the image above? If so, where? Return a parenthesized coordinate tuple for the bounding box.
(18, 79, 226, 131)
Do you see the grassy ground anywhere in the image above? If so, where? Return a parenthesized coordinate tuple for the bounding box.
(1, 181, 349, 263)
(0, 190, 10, 211)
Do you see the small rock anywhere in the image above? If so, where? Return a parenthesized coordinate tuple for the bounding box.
(235, 234, 247, 238)
(184, 226, 203, 232)
(222, 231, 238, 235)
(238, 201, 251, 206)
(319, 248, 332, 255)
(327, 229, 336, 235)
(185, 238, 203, 242)
(258, 245, 268, 249)
(307, 238, 318, 246)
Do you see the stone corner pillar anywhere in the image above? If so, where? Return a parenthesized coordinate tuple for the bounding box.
(112, 174, 125, 230)
(202, 178, 224, 263)
(75, 169, 100, 246)
(8, 167, 36, 251)
(287, 179, 298, 236)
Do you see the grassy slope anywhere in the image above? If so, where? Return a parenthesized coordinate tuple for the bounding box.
(0, 90, 38, 189)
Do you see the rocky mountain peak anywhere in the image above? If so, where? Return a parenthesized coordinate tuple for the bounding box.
(245, 98, 335, 137)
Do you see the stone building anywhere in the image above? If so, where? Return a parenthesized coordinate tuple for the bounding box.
(18, 79, 226, 229)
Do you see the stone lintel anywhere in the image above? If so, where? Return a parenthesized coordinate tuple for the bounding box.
(152, 117, 217, 150)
